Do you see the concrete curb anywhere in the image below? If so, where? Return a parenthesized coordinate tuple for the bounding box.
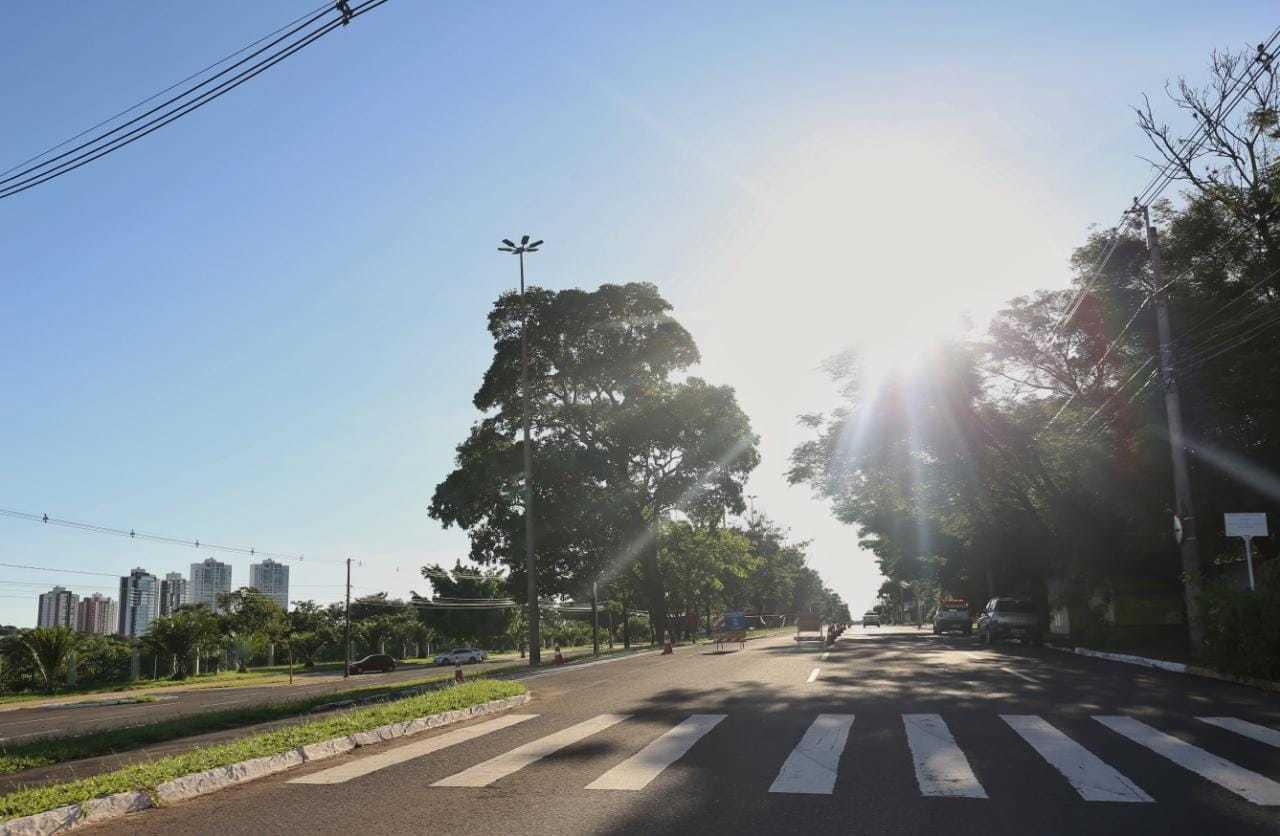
(0, 692, 531, 836)
(1048, 644, 1280, 693)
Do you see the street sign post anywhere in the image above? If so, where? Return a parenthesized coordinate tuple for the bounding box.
(1224, 513, 1268, 591)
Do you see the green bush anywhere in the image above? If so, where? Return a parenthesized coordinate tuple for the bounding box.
(1199, 560, 1280, 680)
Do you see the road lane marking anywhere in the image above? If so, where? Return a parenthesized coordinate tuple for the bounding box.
(1197, 717, 1280, 749)
(1002, 715, 1151, 802)
(769, 714, 854, 794)
(432, 714, 630, 787)
(586, 715, 725, 791)
(820, 652, 829, 660)
(290, 714, 538, 785)
(1096, 716, 1280, 805)
(806, 668, 820, 683)
(1000, 667, 1036, 683)
(903, 714, 988, 798)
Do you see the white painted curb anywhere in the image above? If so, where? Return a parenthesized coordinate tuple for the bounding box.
(1047, 644, 1280, 692)
(0, 692, 531, 836)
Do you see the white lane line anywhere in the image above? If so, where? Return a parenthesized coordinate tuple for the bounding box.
(432, 714, 629, 787)
(903, 714, 988, 798)
(519, 652, 647, 681)
(586, 714, 725, 791)
(1001, 666, 1036, 683)
(291, 714, 537, 785)
(1002, 715, 1151, 802)
(769, 714, 855, 795)
(1096, 716, 1280, 805)
(1197, 717, 1280, 749)
(821, 652, 830, 661)
(806, 668, 820, 684)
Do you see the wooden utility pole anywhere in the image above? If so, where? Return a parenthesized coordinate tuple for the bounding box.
(1145, 205, 1205, 653)
(343, 557, 353, 678)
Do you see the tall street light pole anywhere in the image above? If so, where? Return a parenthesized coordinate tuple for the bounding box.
(499, 235, 544, 666)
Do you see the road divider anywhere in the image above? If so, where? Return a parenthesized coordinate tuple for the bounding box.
(0, 681, 527, 833)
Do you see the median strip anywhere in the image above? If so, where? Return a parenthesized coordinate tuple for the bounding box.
(0, 680, 527, 831)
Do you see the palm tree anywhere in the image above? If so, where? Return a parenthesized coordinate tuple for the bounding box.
(19, 627, 80, 692)
(143, 610, 220, 679)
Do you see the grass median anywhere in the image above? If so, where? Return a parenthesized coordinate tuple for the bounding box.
(0, 666, 491, 776)
(0, 679, 524, 823)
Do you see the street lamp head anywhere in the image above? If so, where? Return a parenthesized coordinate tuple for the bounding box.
(498, 235, 544, 255)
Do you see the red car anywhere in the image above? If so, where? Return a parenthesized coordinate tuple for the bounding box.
(347, 653, 397, 674)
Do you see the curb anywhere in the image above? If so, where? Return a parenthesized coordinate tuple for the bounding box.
(0, 692, 531, 836)
(1047, 644, 1280, 693)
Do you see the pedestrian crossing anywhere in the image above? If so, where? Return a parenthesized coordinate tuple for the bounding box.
(291, 711, 1280, 806)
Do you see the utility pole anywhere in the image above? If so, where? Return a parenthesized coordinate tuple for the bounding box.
(1145, 205, 1206, 653)
(591, 580, 599, 657)
(499, 235, 544, 666)
(343, 557, 352, 679)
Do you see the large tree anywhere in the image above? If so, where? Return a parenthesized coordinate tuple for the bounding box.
(430, 282, 759, 642)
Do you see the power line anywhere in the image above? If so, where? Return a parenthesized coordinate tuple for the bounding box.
(0, 506, 313, 563)
(0, 1, 335, 180)
(0, 0, 391, 200)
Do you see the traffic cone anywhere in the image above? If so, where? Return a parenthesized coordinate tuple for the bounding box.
(661, 631, 673, 655)
(454, 663, 464, 683)
(553, 644, 565, 665)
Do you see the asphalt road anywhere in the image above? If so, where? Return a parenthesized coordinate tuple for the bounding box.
(0, 657, 526, 745)
(83, 625, 1280, 835)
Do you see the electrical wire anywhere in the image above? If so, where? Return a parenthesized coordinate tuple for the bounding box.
(0, 0, 391, 200)
(0, 1, 335, 180)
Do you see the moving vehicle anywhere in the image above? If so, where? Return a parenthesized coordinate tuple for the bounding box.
(976, 598, 1042, 645)
(346, 653, 397, 675)
(933, 599, 972, 635)
(434, 647, 488, 666)
(862, 611, 881, 627)
(794, 612, 823, 642)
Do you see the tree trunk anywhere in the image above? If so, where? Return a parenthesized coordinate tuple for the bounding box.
(642, 519, 667, 649)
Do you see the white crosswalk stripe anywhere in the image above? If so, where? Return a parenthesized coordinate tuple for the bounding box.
(769, 714, 855, 794)
(290, 714, 537, 785)
(903, 714, 988, 798)
(432, 714, 630, 787)
(586, 714, 725, 791)
(1197, 717, 1280, 749)
(1096, 716, 1280, 805)
(1002, 715, 1151, 802)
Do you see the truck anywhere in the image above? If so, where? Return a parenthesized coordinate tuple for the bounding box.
(794, 612, 823, 642)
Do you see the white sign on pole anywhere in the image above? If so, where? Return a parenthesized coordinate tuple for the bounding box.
(1224, 513, 1267, 591)
(1224, 513, 1268, 538)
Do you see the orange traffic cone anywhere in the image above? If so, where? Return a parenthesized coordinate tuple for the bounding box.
(553, 644, 565, 665)
(661, 631, 673, 655)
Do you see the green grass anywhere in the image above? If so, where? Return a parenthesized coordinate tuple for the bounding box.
(0, 679, 524, 823)
(0, 667, 482, 776)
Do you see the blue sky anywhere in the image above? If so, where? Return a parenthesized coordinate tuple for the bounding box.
(1, 1, 1274, 626)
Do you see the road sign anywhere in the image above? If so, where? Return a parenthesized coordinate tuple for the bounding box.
(1224, 513, 1268, 538)
(1224, 513, 1268, 591)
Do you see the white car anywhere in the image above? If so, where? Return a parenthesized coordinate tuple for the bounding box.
(434, 647, 488, 666)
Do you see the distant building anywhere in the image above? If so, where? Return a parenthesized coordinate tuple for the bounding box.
(118, 568, 159, 637)
(76, 593, 118, 635)
(190, 558, 232, 611)
(249, 559, 290, 611)
(159, 572, 189, 616)
(36, 586, 78, 629)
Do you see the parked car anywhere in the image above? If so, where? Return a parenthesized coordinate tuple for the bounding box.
(976, 598, 1042, 645)
(861, 611, 881, 627)
(434, 647, 488, 666)
(933, 602, 972, 635)
(347, 653, 397, 675)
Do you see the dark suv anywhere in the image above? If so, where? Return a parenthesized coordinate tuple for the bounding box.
(933, 604, 972, 635)
(347, 653, 397, 674)
(976, 598, 1042, 645)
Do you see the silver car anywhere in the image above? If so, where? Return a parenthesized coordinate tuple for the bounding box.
(976, 598, 1041, 645)
(434, 647, 488, 665)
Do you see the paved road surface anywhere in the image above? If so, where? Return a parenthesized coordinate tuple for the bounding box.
(93, 627, 1280, 835)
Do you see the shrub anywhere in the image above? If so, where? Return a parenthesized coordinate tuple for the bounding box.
(1199, 560, 1280, 680)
